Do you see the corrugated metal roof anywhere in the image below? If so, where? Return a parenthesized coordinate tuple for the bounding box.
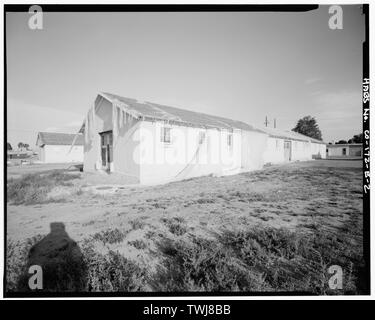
(100, 92, 265, 133)
(37, 132, 84, 146)
(261, 127, 326, 144)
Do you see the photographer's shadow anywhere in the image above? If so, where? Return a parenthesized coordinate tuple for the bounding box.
(18, 222, 87, 292)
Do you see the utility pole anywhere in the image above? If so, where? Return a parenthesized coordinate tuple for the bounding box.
(264, 116, 269, 127)
(274, 118, 277, 128)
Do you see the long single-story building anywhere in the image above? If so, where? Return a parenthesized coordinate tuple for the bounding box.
(326, 143, 362, 159)
(80, 92, 327, 184)
(82, 92, 268, 184)
(36, 132, 84, 163)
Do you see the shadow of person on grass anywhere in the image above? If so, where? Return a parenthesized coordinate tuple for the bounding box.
(18, 222, 87, 292)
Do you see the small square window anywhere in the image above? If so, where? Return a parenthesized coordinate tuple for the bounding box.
(199, 131, 206, 144)
(227, 133, 233, 148)
(161, 127, 171, 143)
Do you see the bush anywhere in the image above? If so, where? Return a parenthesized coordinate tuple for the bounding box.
(152, 226, 365, 294)
(221, 228, 317, 291)
(128, 240, 147, 250)
(92, 228, 127, 245)
(162, 217, 187, 236)
(6, 224, 365, 294)
(152, 237, 268, 292)
(82, 241, 147, 292)
(6, 234, 147, 292)
(6, 235, 44, 291)
(129, 219, 145, 230)
(221, 227, 364, 293)
(7, 170, 80, 205)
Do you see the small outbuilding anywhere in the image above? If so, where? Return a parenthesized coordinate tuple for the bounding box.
(326, 143, 362, 159)
(36, 132, 84, 163)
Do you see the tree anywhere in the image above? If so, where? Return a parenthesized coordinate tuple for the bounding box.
(7, 142, 12, 151)
(24, 143, 30, 150)
(336, 140, 348, 144)
(18, 142, 24, 149)
(292, 116, 322, 141)
(348, 133, 363, 144)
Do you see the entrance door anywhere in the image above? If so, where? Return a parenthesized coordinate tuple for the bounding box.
(100, 131, 113, 171)
(284, 140, 292, 162)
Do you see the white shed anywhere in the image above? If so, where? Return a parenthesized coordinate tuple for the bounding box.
(36, 132, 84, 163)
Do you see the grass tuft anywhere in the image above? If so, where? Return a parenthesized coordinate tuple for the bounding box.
(82, 240, 147, 292)
(162, 217, 187, 236)
(7, 170, 80, 205)
(92, 228, 127, 245)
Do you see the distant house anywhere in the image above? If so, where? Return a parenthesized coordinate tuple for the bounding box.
(327, 143, 362, 159)
(80, 92, 328, 185)
(7, 150, 31, 160)
(36, 132, 84, 163)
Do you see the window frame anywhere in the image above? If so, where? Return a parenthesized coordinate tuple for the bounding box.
(227, 133, 233, 149)
(198, 131, 206, 145)
(160, 126, 172, 144)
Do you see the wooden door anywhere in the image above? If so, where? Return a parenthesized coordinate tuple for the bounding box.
(100, 131, 113, 171)
(284, 140, 292, 162)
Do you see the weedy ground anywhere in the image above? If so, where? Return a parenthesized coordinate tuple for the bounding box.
(6, 160, 365, 294)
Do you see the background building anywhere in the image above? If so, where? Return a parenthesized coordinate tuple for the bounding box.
(327, 143, 363, 159)
(36, 132, 84, 163)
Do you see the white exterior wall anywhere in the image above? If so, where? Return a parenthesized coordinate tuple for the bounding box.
(327, 146, 346, 157)
(42, 145, 83, 163)
(113, 117, 141, 178)
(83, 97, 141, 181)
(263, 137, 285, 164)
(138, 121, 243, 185)
(241, 130, 268, 170)
(311, 143, 327, 159)
(83, 98, 110, 172)
(349, 145, 362, 157)
(291, 140, 311, 161)
(264, 137, 326, 164)
(327, 145, 361, 158)
(39, 147, 45, 162)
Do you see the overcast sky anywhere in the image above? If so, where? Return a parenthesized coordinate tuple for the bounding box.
(6, 5, 365, 147)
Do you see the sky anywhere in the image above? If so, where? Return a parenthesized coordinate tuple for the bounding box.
(6, 5, 365, 148)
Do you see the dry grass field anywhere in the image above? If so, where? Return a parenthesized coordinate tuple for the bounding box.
(6, 160, 365, 294)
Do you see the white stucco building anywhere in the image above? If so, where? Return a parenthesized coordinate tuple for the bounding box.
(327, 143, 362, 159)
(36, 132, 84, 163)
(81, 92, 327, 185)
(82, 93, 269, 184)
